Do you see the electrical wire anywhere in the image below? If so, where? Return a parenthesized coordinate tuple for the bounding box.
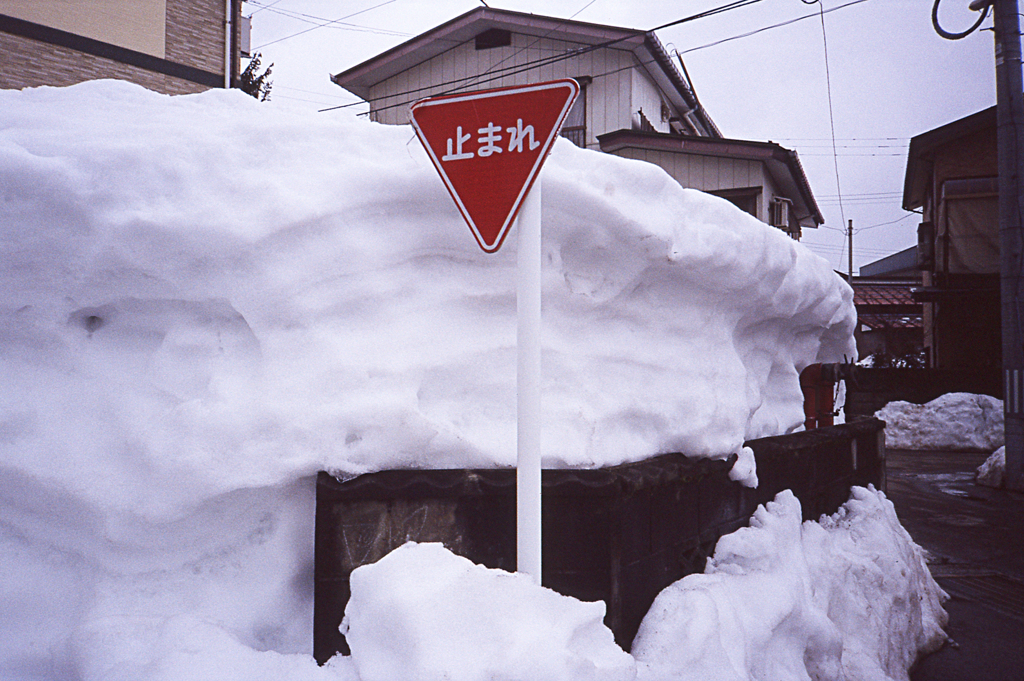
(319, 0, 766, 113)
(253, 0, 399, 50)
(931, 0, 989, 40)
(454, 0, 604, 95)
(810, 0, 848, 236)
(251, 5, 411, 37)
(678, 0, 870, 55)
(249, 0, 286, 15)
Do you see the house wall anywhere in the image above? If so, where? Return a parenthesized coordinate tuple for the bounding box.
(933, 126, 997, 187)
(1, 0, 167, 56)
(629, 68, 672, 135)
(606, 146, 767, 218)
(0, 0, 232, 94)
(921, 125, 1000, 370)
(368, 32, 654, 149)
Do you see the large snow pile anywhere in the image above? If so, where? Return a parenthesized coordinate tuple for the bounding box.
(339, 489, 945, 681)
(0, 80, 857, 680)
(876, 393, 1003, 451)
(632, 487, 948, 681)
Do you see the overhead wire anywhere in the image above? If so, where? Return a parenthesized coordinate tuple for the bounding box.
(678, 0, 869, 54)
(454, 0, 604, 95)
(318, 0, 770, 113)
(253, 0, 399, 50)
(247, 1, 411, 37)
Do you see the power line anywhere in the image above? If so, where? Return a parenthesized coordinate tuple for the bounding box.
(678, 0, 871, 55)
(248, 1, 411, 37)
(812, 0, 848, 237)
(855, 213, 917, 232)
(253, 0, 399, 50)
(319, 0, 767, 114)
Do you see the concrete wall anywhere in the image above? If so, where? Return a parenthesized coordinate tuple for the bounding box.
(313, 418, 886, 663)
(844, 367, 1002, 420)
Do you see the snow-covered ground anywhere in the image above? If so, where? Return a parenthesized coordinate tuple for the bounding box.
(0, 81, 945, 681)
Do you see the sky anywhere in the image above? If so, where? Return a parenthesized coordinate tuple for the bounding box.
(244, 0, 996, 274)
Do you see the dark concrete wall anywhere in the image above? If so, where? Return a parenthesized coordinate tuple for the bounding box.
(845, 367, 1002, 420)
(313, 418, 886, 663)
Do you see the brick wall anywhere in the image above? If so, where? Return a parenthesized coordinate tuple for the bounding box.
(165, 0, 227, 76)
(0, 32, 207, 94)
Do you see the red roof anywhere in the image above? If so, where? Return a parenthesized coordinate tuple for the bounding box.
(853, 281, 919, 307)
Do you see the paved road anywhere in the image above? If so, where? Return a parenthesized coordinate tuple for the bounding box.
(884, 449, 1024, 681)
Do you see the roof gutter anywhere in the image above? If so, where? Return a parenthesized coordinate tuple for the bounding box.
(641, 33, 720, 138)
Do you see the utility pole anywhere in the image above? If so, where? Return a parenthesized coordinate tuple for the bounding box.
(993, 0, 1024, 490)
(848, 219, 854, 282)
(938, 0, 1023, 489)
(970, 0, 1024, 490)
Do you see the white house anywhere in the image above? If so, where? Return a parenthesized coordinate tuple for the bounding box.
(332, 7, 822, 239)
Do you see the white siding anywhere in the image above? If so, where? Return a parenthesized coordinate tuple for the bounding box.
(629, 68, 672, 134)
(606, 147, 772, 219)
(368, 33, 637, 147)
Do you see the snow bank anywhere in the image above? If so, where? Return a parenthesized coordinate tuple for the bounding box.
(876, 393, 1003, 451)
(0, 80, 855, 679)
(342, 543, 636, 681)
(0, 80, 855, 481)
(977, 446, 1006, 488)
(337, 489, 945, 681)
(632, 487, 947, 681)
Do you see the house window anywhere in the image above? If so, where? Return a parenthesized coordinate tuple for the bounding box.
(709, 187, 761, 219)
(560, 77, 588, 148)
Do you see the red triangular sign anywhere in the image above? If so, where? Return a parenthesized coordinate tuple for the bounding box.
(410, 79, 579, 253)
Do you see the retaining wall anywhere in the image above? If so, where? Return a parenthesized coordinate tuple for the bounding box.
(844, 367, 1002, 419)
(313, 418, 886, 663)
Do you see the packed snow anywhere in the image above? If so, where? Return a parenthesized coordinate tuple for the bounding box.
(0, 80, 938, 681)
(977, 446, 1006, 488)
(632, 487, 947, 681)
(875, 393, 1004, 451)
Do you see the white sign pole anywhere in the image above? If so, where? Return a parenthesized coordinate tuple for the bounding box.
(516, 179, 542, 584)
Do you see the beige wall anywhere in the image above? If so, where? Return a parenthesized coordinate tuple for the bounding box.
(0, 0, 231, 94)
(1, 0, 167, 57)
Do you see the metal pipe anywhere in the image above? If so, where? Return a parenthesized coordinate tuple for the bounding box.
(224, 0, 232, 88)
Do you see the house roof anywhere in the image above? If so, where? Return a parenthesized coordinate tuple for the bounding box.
(853, 280, 919, 308)
(858, 246, 918, 279)
(597, 129, 823, 227)
(902, 105, 996, 211)
(330, 6, 719, 137)
(857, 313, 922, 331)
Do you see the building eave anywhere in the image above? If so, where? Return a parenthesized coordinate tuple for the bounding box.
(902, 105, 996, 211)
(597, 129, 823, 226)
(329, 7, 719, 137)
(331, 7, 646, 99)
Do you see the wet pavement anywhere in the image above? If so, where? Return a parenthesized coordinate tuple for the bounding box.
(884, 449, 1024, 681)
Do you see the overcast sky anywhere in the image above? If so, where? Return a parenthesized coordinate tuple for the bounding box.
(245, 0, 995, 273)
